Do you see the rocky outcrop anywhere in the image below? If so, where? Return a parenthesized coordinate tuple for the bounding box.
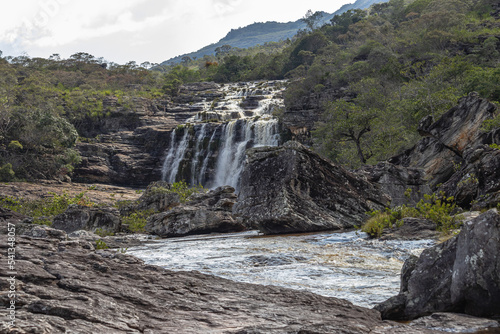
(376, 209, 500, 320)
(438, 143, 500, 209)
(52, 205, 121, 234)
(359, 162, 431, 207)
(119, 181, 181, 215)
(234, 141, 389, 234)
(380, 217, 440, 241)
(146, 186, 246, 237)
(390, 93, 497, 189)
(0, 230, 440, 334)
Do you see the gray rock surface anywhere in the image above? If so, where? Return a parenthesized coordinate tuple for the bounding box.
(376, 209, 500, 320)
(410, 313, 500, 333)
(390, 92, 497, 189)
(234, 141, 389, 234)
(380, 218, 439, 241)
(146, 186, 246, 237)
(0, 229, 439, 334)
(359, 162, 431, 207)
(52, 205, 121, 234)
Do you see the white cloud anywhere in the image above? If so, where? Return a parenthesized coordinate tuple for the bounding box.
(0, 0, 353, 64)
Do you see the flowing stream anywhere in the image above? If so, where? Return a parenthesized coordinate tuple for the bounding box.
(128, 230, 435, 308)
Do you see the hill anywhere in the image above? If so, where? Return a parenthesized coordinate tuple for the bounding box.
(161, 0, 388, 65)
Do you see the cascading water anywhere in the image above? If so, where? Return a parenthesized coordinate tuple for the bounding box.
(161, 80, 285, 190)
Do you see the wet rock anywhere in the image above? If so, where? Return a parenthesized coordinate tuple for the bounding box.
(410, 313, 500, 333)
(376, 209, 500, 320)
(146, 186, 246, 237)
(0, 232, 439, 333)
(52, 205, 121, 234)
(234, 141, 389, 235)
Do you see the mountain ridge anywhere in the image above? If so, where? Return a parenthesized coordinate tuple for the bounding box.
(161, 0, 388, 65)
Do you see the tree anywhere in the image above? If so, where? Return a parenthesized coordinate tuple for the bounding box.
(314, 100, 378, 165)
(301, 10, 323, 32)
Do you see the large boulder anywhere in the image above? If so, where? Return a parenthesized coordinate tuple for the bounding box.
(233, 141, 389, 234)
(52, 205, 121, 234)
(146, 186, 246, 237)
(376, 209, 500, 320)
(438, 144, 500, 209)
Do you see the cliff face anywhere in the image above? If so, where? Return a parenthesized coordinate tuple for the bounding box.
(73, 83, 221, 186)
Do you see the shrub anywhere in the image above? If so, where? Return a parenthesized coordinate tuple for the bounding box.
(0, 191, 95, 224)
(361, 191, 463, 237)
(122, 209, 156, 233)
(0, 163, 15, 181)
(95, 239, 109, 250)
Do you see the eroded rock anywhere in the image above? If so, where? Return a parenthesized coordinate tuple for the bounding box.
(52, 205, 121, 234)
(146, 186, 245, 237)
(234, 141, 389, 234)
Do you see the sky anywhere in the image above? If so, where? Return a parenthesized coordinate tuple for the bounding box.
(0, 0, 353, 65)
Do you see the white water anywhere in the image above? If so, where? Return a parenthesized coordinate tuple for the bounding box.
(129, 230, 435, 308)
(161, 80, 285, 189)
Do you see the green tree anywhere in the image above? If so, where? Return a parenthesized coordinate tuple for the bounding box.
(314, 100, 378, 165)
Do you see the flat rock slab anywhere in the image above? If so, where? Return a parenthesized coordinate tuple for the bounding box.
(0, 232, 438, 334)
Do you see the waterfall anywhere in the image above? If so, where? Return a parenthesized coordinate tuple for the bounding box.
(161, 80, 285, 190)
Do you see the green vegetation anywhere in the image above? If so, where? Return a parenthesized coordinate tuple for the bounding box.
(361, 192, 465, 237)
(0, 0, 499, 178)
(121, 209, 156, 233)
(146, 180, 205, 203)
(0, 191, 95, 225)
(95, 239, 109, 250)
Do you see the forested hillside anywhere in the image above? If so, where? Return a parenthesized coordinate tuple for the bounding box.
(0, 0, 499, 182)
(162, 0, 389, 65)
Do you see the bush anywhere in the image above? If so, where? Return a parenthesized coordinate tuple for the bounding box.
(0, 191, 95, 224)
(0, 163, 15, 181)
(122, 209, 156, 233)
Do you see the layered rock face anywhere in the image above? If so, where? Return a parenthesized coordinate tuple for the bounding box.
(234, 141, 389, 234)
(376, 209, 500, 320)
(146, 186, 246, 237)
(390, 93, 498, 189)
(73, 83, 221, 186)
(1, 227, 439, 334)
(52, 206, 121, 234)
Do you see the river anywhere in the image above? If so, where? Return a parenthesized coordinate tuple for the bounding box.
(128, 230, 435, 308)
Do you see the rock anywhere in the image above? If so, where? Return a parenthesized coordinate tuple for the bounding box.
(119, 181, 181, 215)
(68, 230, 155, 249)
(390, 93, 497, 188)
(380, 218, 439, 241)
(451, 209, 500, 317)
(146, 186, 246, 237)
(0, 233, 440, 333)
(52, 205, 121, 234)
(234, 141, 390, 234)
(410, 313, 500, 333)
(376, 209, 500, 320)
(359, 162, 431, 207)
(439, 144, 500, 209)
